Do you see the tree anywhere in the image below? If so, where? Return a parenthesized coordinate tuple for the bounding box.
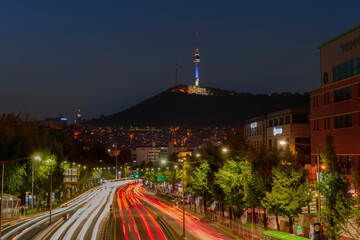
(247, 146, 279, 228)
(189, 161, 212, 213)
(350, 169, 360, 239)
(216, 159, 246, 219)
(163, 169, 178, 191)
(140, 161, 146, 170)
(0, 113, 96, 208)
(263, 151, 312, 233)
(318, 134, 353, 239)
(144, 171, 157, 183)
(242, 161, 266, 224)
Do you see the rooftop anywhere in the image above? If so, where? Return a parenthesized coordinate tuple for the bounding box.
(318, 24, 360, 49)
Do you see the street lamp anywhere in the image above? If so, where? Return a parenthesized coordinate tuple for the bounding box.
(112, 143, 118, 180)
(222, 147, 250, 154)
(279, 139, 322, 238)
(161, 159, 202, 240)
(46, 159, 54, 225)
(32, 156, 42, 214)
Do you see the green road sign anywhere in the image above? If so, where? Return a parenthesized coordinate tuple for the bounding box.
(296, 225, 303, 235)
(134, 173, 141, 179)
(157, 175, 166, 182)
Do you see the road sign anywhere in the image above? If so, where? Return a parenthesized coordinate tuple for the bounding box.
(134, 173, 141, 179)
(157, 175, 166, 182)
(296, 225, 303, 235)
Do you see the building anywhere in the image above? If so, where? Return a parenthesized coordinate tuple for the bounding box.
(39, 115, 67, 129)
(244, 116, 266, 150)
(310, 24, 360, 177)
(131, 142, 188, 166)
(244, 108, 310, 154)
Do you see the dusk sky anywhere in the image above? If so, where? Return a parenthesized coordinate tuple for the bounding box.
(1, 1, 359, 122)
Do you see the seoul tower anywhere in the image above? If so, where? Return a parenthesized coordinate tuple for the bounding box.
(194, 31, 200, 87)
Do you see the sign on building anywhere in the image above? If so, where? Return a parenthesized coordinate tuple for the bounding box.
(63, 169, 78, 184)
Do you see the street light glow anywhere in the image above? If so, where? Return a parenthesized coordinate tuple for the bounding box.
(279, 140, 286, 145)
(222, 148, 228, 152)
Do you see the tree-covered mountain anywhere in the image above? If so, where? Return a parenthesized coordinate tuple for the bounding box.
(88, 86, 309, 127)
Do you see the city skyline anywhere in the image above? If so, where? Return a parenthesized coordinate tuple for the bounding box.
(1, 1, 359, 121)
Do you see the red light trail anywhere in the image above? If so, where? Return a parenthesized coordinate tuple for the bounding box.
(117, 182, 228, 240)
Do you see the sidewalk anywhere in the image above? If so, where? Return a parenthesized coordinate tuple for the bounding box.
(185, 204, 265, 240)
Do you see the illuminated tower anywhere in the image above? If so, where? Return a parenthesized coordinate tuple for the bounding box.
(194, 31, 200, 87)
(76, 109, 81, 125)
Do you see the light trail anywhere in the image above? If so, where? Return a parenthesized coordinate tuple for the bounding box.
(116, 183, 167, 240)
(2, 180, 133, 240)
(122, 182, 229, 240)
(51, 180, 133, 240)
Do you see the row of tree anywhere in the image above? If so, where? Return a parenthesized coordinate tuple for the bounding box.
(0, 113, 97, 210)
(144, 129, 360, 239)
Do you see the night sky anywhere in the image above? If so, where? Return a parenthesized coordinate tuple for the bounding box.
(1, 1, 359, 122)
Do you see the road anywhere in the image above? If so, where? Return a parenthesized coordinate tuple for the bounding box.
(115, 182, 231, 240)
(114, 183, 167, 240)
(1, 180, 133, 240)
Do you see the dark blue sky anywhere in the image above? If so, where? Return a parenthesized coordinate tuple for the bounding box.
(1, 0, 359, 121)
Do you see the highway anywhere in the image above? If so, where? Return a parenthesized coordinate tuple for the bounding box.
(1, 180, 133, 240)
(115, 183, 167, 240)
(115, 182, 229, 240)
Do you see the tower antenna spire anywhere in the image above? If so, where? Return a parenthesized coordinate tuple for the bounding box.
(175, 57, 178, 90)
(196, 30, 199, 52)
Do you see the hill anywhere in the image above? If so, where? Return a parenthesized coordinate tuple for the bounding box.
(87, 86, 310, 127)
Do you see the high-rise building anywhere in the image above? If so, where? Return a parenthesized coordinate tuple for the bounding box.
(194, 31, 200, 87)
(310, 24, 360, 179)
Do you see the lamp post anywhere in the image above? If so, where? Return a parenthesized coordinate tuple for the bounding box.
(45, 159, 54, 225)
(113, 143, 118, 180)
(32, 156, 42, 214)
(279, 140, 322, 239)
(161, 159, 201, 240)
(0, 156, 41, 238)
